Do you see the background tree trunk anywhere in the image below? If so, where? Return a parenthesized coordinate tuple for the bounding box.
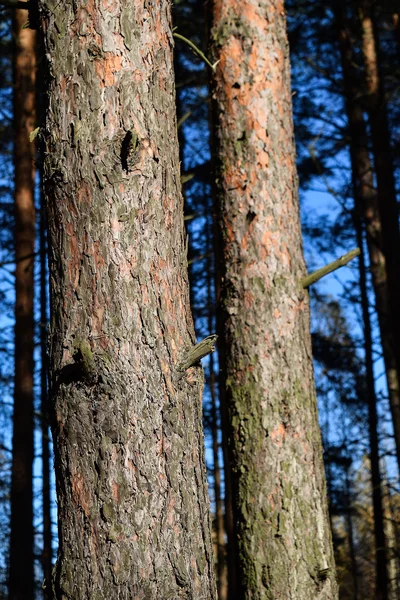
(9, 7, 36, 600)
(210, 1, 338, 597)
(335, 0, 400, 474)
(354, 219, 388, 600)
(38, 1, 216, 597)
(358, 0, 400, 391)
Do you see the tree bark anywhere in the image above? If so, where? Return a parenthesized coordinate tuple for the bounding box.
(210, 1, 338, 598)
(358, 0, 400, 395)
(9, 7, 36, 600)
(38, 1, 216, 597)
(335, 0, 400, 474)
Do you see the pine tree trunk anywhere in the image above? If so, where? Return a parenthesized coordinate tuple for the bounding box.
(392, 13, 400, 64)
(205, 5, 237, 592)
(335, 0, 400, 474)
(358, 0, 400, 392)
(210, 1, 338, 598)
(38, 1, 216, 597)
(208, 98, 237, 600)
(344, 468, 359, 600)
(354, 225, 388, 600)
(9, 8, 36, 600)
(207, 235, 227, 600)
(209, 353, 228, 600)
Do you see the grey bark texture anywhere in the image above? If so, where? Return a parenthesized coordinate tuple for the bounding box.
(210, 1, 338, 598)
(38, 1, 216, 598)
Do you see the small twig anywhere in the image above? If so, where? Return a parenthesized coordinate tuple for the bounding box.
(181, 172, 194, 185)
(301, 248, 360, 288)
(188, 252, 211, 266)
(173, 32, 219, 72)
(184, 212, 199, 222)
(177, 335, 218, 372)
(177, 111, 192, 130)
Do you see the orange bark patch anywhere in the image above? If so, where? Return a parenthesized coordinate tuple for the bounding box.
(162, 195, 173, 229)
(270, 423, 286, 447)
(65, 222, 80, 290)
(242, 1, 267, 30)
(93, 240, 105, 270)
(95, 54, 122, 87)
(112, 481, 120, 503)
(77, 180, 91, 205)
(244, 290, 254, 308)
(223, 38, 242, 81)
(92, 305, 105, 335)
(71, 472, 92, 517)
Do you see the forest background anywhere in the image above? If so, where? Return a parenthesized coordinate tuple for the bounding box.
(0, 0, 399, 599)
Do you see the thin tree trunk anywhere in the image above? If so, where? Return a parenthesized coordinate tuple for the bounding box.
(9, 7, 36, 600)
(210, 1, 338, 598)
(353, 217, 388, 599)
(208, 111, 237, 600)
(205, 6, 237, 595)
(40, 197, 52, 597)
(392, 13, 400, 61)
(345, 472, 359, 600)
(335, 0, 400, 474)
(343, 446, 359, 600)
(358, 0, 400, 391)
(38, 1, 216, 597)
(381, 470, 400, 600)
(209, 352, 228, 600)
(206, 219, 227, 600)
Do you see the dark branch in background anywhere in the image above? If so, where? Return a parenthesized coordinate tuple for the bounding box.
(0, 252, 37, 268)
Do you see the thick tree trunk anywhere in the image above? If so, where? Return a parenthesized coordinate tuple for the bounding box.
(210, 1, 338, 598)
(38, 1, 216, 598)
(335, 0, 400, 474)
(358, 0, 400, 392)
(9, 8, 36, 600)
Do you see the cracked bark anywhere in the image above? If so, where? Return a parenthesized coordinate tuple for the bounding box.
(37, 1, 216, 597)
